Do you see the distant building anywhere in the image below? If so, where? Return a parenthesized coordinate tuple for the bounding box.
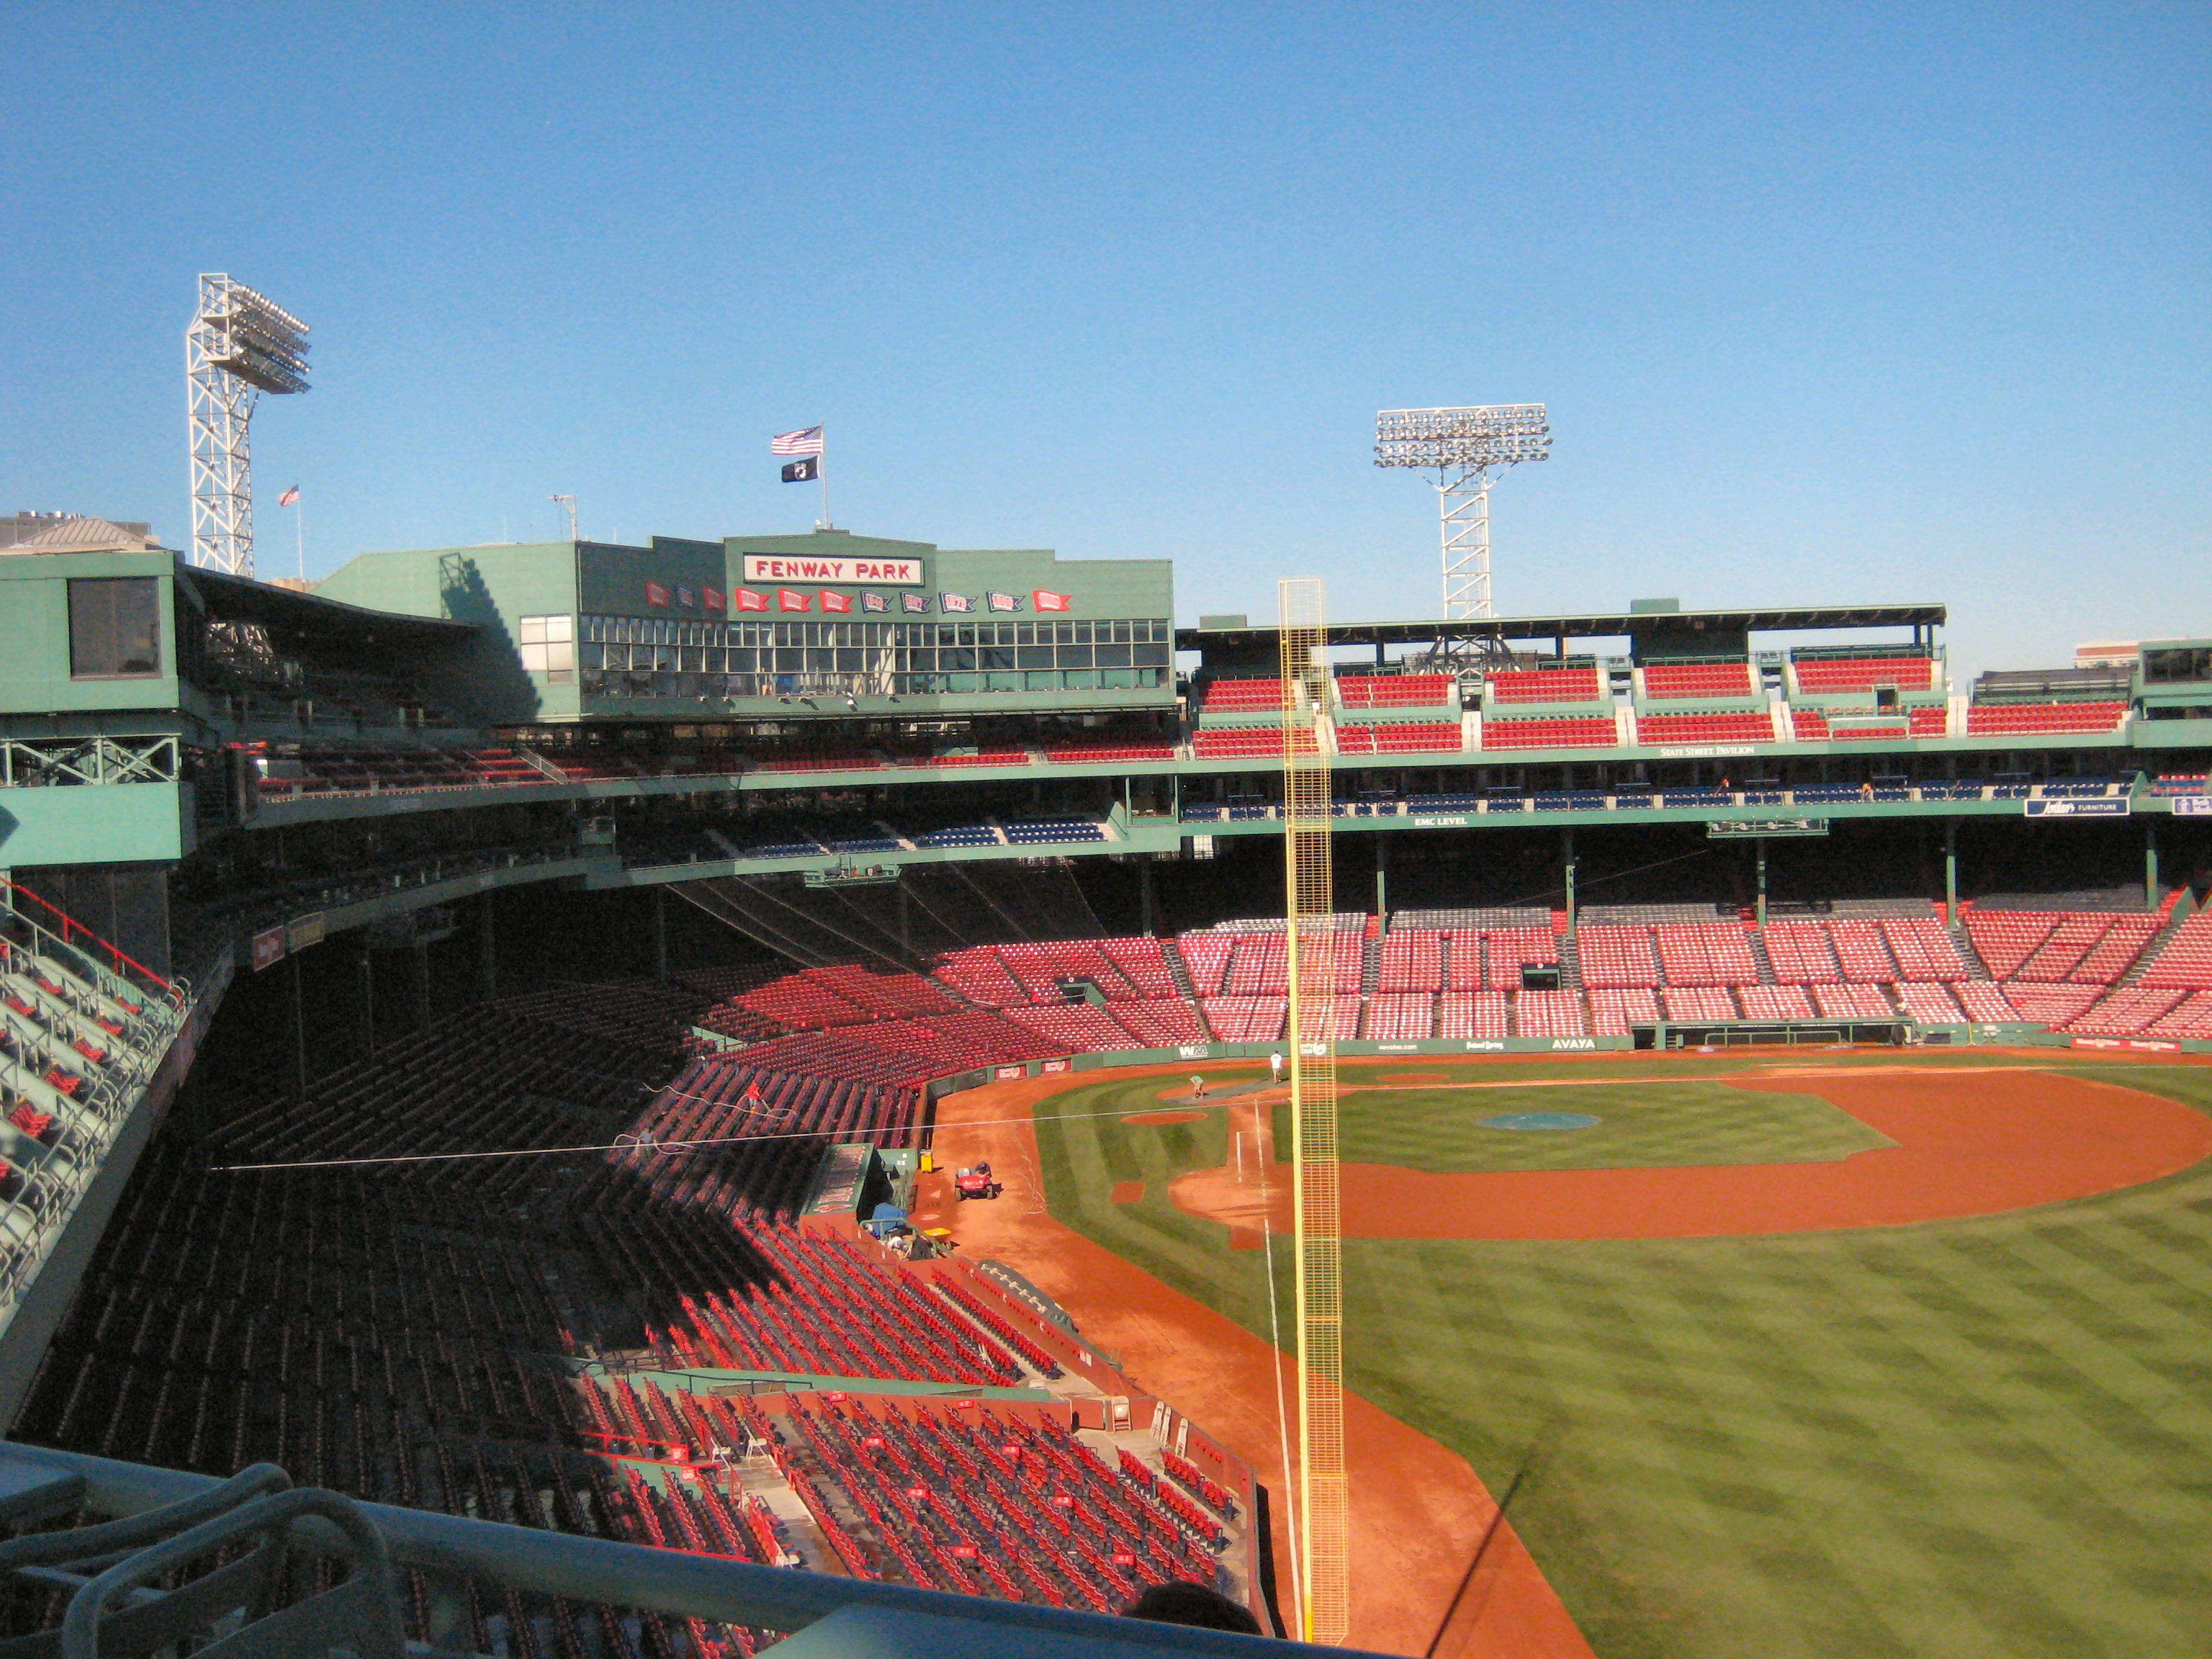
(2075, 640, 2140, 668)
(0, 513, 158, 553)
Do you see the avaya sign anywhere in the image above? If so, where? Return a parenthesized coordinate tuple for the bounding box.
(741, 554, 923, 585)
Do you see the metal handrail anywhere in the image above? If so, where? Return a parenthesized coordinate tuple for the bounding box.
(0, 1443, 1344, 1657)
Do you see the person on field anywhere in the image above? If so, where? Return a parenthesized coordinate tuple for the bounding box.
(1269, 1051, 1284, 1084)
(1123, 1581, 1261, 1635)
(1190, 1074, 1206, 1100)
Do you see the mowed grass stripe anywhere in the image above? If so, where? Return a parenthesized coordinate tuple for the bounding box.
(1029, 1060, 2212, 1658)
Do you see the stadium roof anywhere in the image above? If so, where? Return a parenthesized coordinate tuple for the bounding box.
(176, 565, 480, 652)
(1174, 601, 1946, 652)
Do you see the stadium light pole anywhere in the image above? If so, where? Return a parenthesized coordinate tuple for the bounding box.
(1374, 405, 1550, 619)
(186, 275, 311, 577)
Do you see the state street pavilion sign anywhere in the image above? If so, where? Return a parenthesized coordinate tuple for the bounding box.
(741, 554, 924, 586)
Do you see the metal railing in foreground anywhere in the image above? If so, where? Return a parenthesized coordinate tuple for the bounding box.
(0, 1443, 1370, 1658)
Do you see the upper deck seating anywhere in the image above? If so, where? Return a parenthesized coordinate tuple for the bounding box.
(1190, 728, 1316, 758)
(1480, 716, 1618, 750)
(1337, 673, 1457, 709)
(1641, 662, 1754, 698)
(1792, 655, 1937, 693)
(1966, 702, 2126, 735)
(1487, 666, 1604, 703)
(1192, 678, 1282, 716)
(1334, 721, 1463, 754)
(1635, 711, 1774, 746)
(1789, 708, 1948, 740)
(1002, 819, 1107, 844)
(1041, 733, 1178, 763)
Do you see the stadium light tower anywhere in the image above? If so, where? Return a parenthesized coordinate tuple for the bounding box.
(186, 274, 311, 577)
(1375, 405, 1550, 619)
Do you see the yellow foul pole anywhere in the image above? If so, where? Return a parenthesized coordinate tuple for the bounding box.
(1278, 577, 1346, 1644)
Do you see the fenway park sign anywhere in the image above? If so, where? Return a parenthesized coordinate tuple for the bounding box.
(740, 554, 923, 585)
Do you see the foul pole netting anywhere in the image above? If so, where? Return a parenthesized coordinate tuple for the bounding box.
(1279, 577, 1346, 1645)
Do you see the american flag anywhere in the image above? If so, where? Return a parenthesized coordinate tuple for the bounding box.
(770, 426, 824, 456)
(277, 485, 300, 506)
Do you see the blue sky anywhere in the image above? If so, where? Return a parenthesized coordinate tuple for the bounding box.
(4, 2, 2204, 677)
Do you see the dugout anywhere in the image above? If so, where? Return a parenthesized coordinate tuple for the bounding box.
(1637, 1019, 1910, 1049)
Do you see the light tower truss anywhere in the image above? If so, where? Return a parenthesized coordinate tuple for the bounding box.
(1278, 577, 1346, 1645)
(187, 274, 311, 577)
(1375, 405, 1550, 621)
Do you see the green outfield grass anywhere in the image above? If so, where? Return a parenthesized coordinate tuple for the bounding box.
(1275, 1078, 1893, 1172)
(1028, 1054, 2212, 1659)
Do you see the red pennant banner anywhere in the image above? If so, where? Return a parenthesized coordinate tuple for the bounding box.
(735, 589, 768, 611)
(820, 589, 853, 613)
(778, 588, 812, 612)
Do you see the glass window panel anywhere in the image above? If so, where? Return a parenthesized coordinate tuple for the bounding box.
(547, 615, 573, 642)
(1017, 646, 1055, 668)
(1054, 644, 1093, 668)
(519, 616, 547, 644)
(67, 578, 162, 678)
(1096, 644, 1132, 666)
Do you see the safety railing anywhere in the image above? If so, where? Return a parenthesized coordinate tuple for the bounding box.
(0, 1442, 1346, 1658)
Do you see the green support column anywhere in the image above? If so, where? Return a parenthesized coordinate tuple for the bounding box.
(1755, 840, 1768, 928)
(2146, 817, 2159, 912)
(1563, 828, 1578, 940)
(1944, 819, 1959, 928)
(1138, 859, 1154, 938)
(1375, 833, 1390, 922)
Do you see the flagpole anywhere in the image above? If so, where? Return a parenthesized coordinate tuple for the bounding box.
(295, 497, 305, 581)
(820, 430, 831, 529)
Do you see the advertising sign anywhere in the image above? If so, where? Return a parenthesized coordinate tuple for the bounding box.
(251, 926, 287, 971)
(287, 912, 326, 952)
(2024, 797, 2131, 819)
(993, 1063, 1027, 1081)
(2172, 796, 2212, 817)
(741, 554, 923, 585)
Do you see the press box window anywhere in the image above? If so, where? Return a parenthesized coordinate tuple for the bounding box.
(68, 577, 163, 678)
(518, 614, 575, 681)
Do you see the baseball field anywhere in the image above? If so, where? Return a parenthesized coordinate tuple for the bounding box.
(927, 1051, 2212, 1659)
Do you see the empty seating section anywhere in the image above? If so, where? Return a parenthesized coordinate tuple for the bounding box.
(1467, 927, 1557, 991)
(1792, 656, 1936, 693)
(1950, 981, 2022, 1022)
(1194, 678, 1282, 716)
(1002, 819, 1107, 844)
(1436, 992, 1511, 1040)
(916, 824, 999, 848)
(1879, 919, 1969, 981)
(1002, 1002, 1147, 1053)
(2139, 914, 2212, 988)
(2067, 988, 2188, 1036)
(1337, 673, 1457, 709)
(933, 946, 1029, 1006)
(916, 747, 1035, 768)
(1790, 708, 1948, 741)
(1514, 989, 1587, 1038)
(2146, 992, 2212, 1039)
(1642, 661, 1754, 698)
(1487, 666, 1603, 703)
(1334, 721, 1463, 754)
(1653, 925, 1761, 986)
(1894, 982, 1966, 1025)
(2000, 984, 2101, 1027)
(1964, 912, 2058, 977)
(1812, 984, 1896, 1020)
(1362, 994, 1434, 1041)
(1966, 702, 2126, 735)
(1660, 986, 1739, 1022)
(1588, 988, 1659, 1034)
(1201, 997, 1287, 1043)
(1178, 935, 1233, 995)
(1111, 998, 1208, 1046)
(1377, 930, 1445, 992)
(1825, 920, 1899, 983)
(995, 940, 1134, 1000)
(1482, 716, 1618, 750)
(1575, 926, 1660, 989)
(1635, 712, 1774, 747)
(1190, 728, 1318, 758)
(1738, 985, 1816, 1020)
(1101, 936, 1180, 995)
(1041, 734, 1178, 763)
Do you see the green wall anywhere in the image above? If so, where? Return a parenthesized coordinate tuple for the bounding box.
(0, 553, 181, 718)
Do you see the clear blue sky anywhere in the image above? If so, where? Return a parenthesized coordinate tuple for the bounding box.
(5, 2, 2205, 678)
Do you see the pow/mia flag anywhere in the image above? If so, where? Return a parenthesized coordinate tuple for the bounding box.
(781, 457, 819, 482)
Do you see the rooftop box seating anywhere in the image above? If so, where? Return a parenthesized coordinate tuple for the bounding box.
(1514, 989, 1588, 1038)
(1792, 655, 1937, 693)
(1641, 661, 1755, 699)
(1487, 666, 1604, 703)
(2150, 774, 2210, 796)
(1966, 701, 2126, 735)
(1437, 991, 1511, 1040)
(1635, 711, 1774, 746)
(1337, 673, 1457, 709)
(1193, 678, 1282, 715)
(1190, 728, 1317, 758)
(2139, 914, 2212, 989)
(1334, 721, 1463, 754)
(1480, 715, 1618, 750)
